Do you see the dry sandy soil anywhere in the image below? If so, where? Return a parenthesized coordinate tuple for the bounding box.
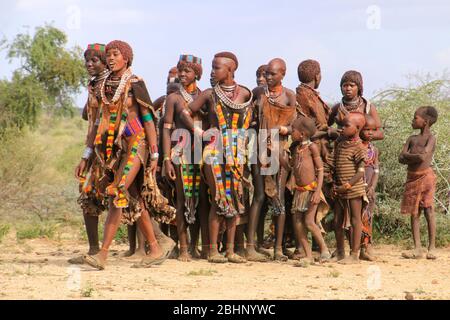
(1, 236, 449, 300)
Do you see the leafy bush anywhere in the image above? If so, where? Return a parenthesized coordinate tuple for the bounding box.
(372, 74, 450, 245)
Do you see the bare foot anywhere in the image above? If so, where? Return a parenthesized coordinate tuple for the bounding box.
(227, 253, 247, 264)
(426, 250, 437, 260)
(330, 251, 346, 262)
(273, 251, 288, 262)
(366, 245, 375, 257)
(338, 252, 360, 265)
(245, 248, 269, 262)
(318, 251, 332, 262)
(177, 251, 192, 262)
(291, 249, 306, 261)
(360, 248, 376, 261)
(402, 249, 424, 259)
(256, 246, 272, 258)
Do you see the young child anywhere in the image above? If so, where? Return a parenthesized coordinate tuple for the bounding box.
(359, 115, 380, 261)
(399, 106, 438, 260)
(332, 112, 367, 264)
(289, 117, 331, 263)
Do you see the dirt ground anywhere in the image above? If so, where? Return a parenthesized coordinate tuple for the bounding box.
(1, 236, 449, 300)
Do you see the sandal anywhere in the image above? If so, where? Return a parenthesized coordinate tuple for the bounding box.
(245, 249, 269, 262)
(135, 253, 168, 268)
(208, 253, 228, 264)
(402, 250, 424, 259)
(273, 251, 288, 262)
(83, 254, 105, 270)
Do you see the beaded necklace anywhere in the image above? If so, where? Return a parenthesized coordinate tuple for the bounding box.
(342, 97, 362, 112)
(96, 68, 133, 161)
(100, 68, 133, 105)
(180, 85, 196, 104)
(95, 69, 110, 83)
(214, 84, 252, 110)
(295, 140, 312, 171)
(264, 84, 284, 105)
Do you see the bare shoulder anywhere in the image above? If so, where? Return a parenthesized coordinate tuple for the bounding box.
(408, 134, 420, 142)
(239, 85, 252, 99)
(199, 88, 214, 103)
(308, 141, 320, 154)
(130, 75, 145, 83)
(426, 133, 437, 144)
(202, 88, 213, 96)
(153, 95, 166, 110)
(284, 87, 296, 97)
(165, 92, 180, 104)
(252, 86, 264, 97)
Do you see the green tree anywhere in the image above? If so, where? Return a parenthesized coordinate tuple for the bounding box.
(0, 24, 87, 130)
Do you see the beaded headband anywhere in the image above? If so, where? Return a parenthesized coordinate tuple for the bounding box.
(179, 54, 202, 65)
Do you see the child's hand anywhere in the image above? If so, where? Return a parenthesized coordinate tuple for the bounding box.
(311, 190, 321, 204)
(335, 184, 349, 194)
(327, 127, 341, 140)
(367, 186, 375, 200)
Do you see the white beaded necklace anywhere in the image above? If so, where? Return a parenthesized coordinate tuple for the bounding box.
(214, 84, 252, 110)
(101, 68, 133, 105)
(180, 86, 195, 104)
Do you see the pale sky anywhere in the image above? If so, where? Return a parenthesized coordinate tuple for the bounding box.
(1, 0, 450, 106)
